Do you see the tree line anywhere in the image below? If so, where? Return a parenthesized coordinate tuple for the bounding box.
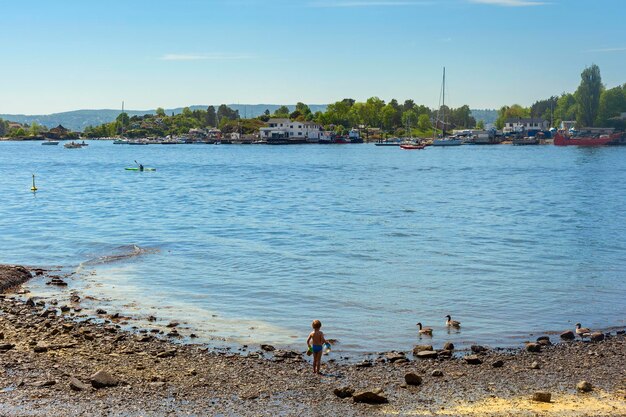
(496, 65, 625, 130)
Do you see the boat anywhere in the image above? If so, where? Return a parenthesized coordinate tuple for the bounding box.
(400, 143, 425, 150)
(127, 140, 149, 145)
(432, 67, 463, 147)
(64, 141, 83, 149)
(113, 139, 129, 144)
(125, 167, 156, 171)
(41, 140, 59, 145)
(374, 138, 403, 146)
(554, 131, 620, 146)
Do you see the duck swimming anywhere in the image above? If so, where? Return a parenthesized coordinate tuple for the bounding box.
(445, 315, 461, 328)
(416, 322, 433, 336)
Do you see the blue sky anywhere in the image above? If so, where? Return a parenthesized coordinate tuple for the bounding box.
(1, 0, 624, 114)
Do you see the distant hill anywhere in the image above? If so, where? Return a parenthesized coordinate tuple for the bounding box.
(0, 105, 328, 132)
(2, 105, 498, 132)
(470, 109, 498, 125)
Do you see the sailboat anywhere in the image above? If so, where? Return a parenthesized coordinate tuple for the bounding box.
(432, 67, 463, 147)
(400, 115, 425, 150)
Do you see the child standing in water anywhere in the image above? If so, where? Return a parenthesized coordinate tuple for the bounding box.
(307, 320, 327, 374)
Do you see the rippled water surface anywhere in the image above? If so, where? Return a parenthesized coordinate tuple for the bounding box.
(1, 141, 625, 353)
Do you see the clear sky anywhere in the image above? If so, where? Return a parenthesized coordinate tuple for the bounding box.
(1, 0, 624, 114)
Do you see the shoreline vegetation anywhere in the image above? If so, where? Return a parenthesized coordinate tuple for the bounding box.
(1, 65, 624, 143)
(1, 264, 624, 416)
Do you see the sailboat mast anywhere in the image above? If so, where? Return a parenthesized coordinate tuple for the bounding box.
(442, 67, 446, 137)
(121, 101, 125, 138)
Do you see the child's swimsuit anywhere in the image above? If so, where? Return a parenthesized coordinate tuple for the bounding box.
(312, 344, 323, 353)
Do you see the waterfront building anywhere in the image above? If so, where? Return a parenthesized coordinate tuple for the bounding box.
(560, 120, 577, 131)
(259, 118, 324, 141)
(504, 118, 549, 133)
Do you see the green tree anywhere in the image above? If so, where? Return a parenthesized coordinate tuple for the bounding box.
(0, 118, 7, 136)
(418, 113, 431, 131)
(182, 107, 193, 118)
(495, 104, 529, 130)
(554, 93, 577, 127)
(476, 120, 485, 130)
(155, 107, 166, 117)
(116, 112, 130, 127)
(596, 84, 626, 126)
(206, 106, 217, 127)
(29, 122, 43, 136)
(575, 64, 603, 127)
(274, 105, 290, 118)
(402, 110, 417, 130)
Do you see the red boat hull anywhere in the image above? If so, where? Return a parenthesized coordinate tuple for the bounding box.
(400, 144, 425, 150)
(554, 132, 618, 146)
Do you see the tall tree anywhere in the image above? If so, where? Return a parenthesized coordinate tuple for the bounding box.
(575, 64, 603, 127)
(206, 106, 217, 127)
(596, 84, 626, 126)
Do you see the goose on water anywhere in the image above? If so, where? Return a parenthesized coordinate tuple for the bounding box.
(575, 322, 591, 338)
(416, 322, 433, 336)
(445, 315, 461, 328)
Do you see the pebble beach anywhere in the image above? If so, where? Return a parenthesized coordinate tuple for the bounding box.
(1, 264, 625, 416)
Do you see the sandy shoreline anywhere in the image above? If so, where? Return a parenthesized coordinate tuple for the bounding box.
(1, 265, 625, 416)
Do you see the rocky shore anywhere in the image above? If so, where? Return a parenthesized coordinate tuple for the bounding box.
(0, 265, 625, 416)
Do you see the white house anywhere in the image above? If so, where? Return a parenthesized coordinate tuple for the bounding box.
(504, 118, 549, 133)
(259, 118, 324, 141)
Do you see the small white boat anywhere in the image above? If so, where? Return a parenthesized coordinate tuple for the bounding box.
(41, 140, 59, 145)
(432, 138, 463, 146)
(64, 141, 83, 149)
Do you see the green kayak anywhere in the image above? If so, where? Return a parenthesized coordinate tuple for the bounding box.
(125, 167, 156, 171)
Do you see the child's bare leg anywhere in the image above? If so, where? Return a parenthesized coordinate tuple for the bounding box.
(314, 352, 322, 374)
(312, 353, 318, 373)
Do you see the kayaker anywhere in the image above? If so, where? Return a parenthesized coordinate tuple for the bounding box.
(139, 163, 144, 172)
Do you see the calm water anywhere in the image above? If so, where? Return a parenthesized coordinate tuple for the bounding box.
(1, 141, 625, 354)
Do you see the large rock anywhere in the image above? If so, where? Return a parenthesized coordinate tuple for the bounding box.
(404, 373, 422, 386)
(471, 345, 488, 353)
(491, 360, 504, 368)
(443, 342, 454, 351)
(464, 355, 482, 365)
(90, 370, 118, 389)
(353, 388, 388, 404)
(413, 345, 433, 354)
(526, 343, 542, 353)
(0, 265, 32, 292)
(532, 392, 551, 403)
(576, 381, 593, 393)
(69, 377, 89, 392)
(0, 343, 15, 351)
(415, 350, 438, 359)
(590, 332, 604, 342)
(333, 386, 355, 398)
(385, 352, 406, 363)
(560, 331, 575, 341)
(260, 344, 275, 352)
(536, 336, 551, 346)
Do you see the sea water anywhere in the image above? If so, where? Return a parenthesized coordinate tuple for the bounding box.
(1, 141, 625, 354)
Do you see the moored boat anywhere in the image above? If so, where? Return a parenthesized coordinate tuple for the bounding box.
(64, 141, 83, 149)
(41, 140, 59, 145)
(400, 143, 426, 150)
(513, 136, 540, 145)
(554, 131, 620, 146)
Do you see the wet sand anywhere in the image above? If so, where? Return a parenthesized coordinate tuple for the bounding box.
(1, 265, 625, 416)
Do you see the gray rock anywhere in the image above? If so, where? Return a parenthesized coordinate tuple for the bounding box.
(404, 373, 422, 386)
(90, 369, 118, 389)
(464, 355, 482, 365)
(260, 344, 275, 352)
(416, 350, 438, 360)
(526, 343, 541, 353)
(536, 336, 551, 345)
(166, 321, 179, 328)
(431, 369, 444, 377)
(34, 345, 48, 353)
(96, 309, 107, 315)
(32, 380, 56, 387)
(576, 380, 593, 393)
(69, 377, 89, 392)
(333, 386, 355, 398)
(353, 388, 388, 404)
(560, 330, 575, 340)
(437, 349, 453, 359)
(532, 392, 551, 403)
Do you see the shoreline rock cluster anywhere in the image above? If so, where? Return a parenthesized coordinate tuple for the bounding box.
(0, 265, 625, 416)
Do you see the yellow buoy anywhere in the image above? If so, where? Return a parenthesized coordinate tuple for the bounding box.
(31, 174, 37, 192)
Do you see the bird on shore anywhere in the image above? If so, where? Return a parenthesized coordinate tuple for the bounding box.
(575, 323, 591, 339)
(445, 315, 461, 328)
(416, 322, 433, 336)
